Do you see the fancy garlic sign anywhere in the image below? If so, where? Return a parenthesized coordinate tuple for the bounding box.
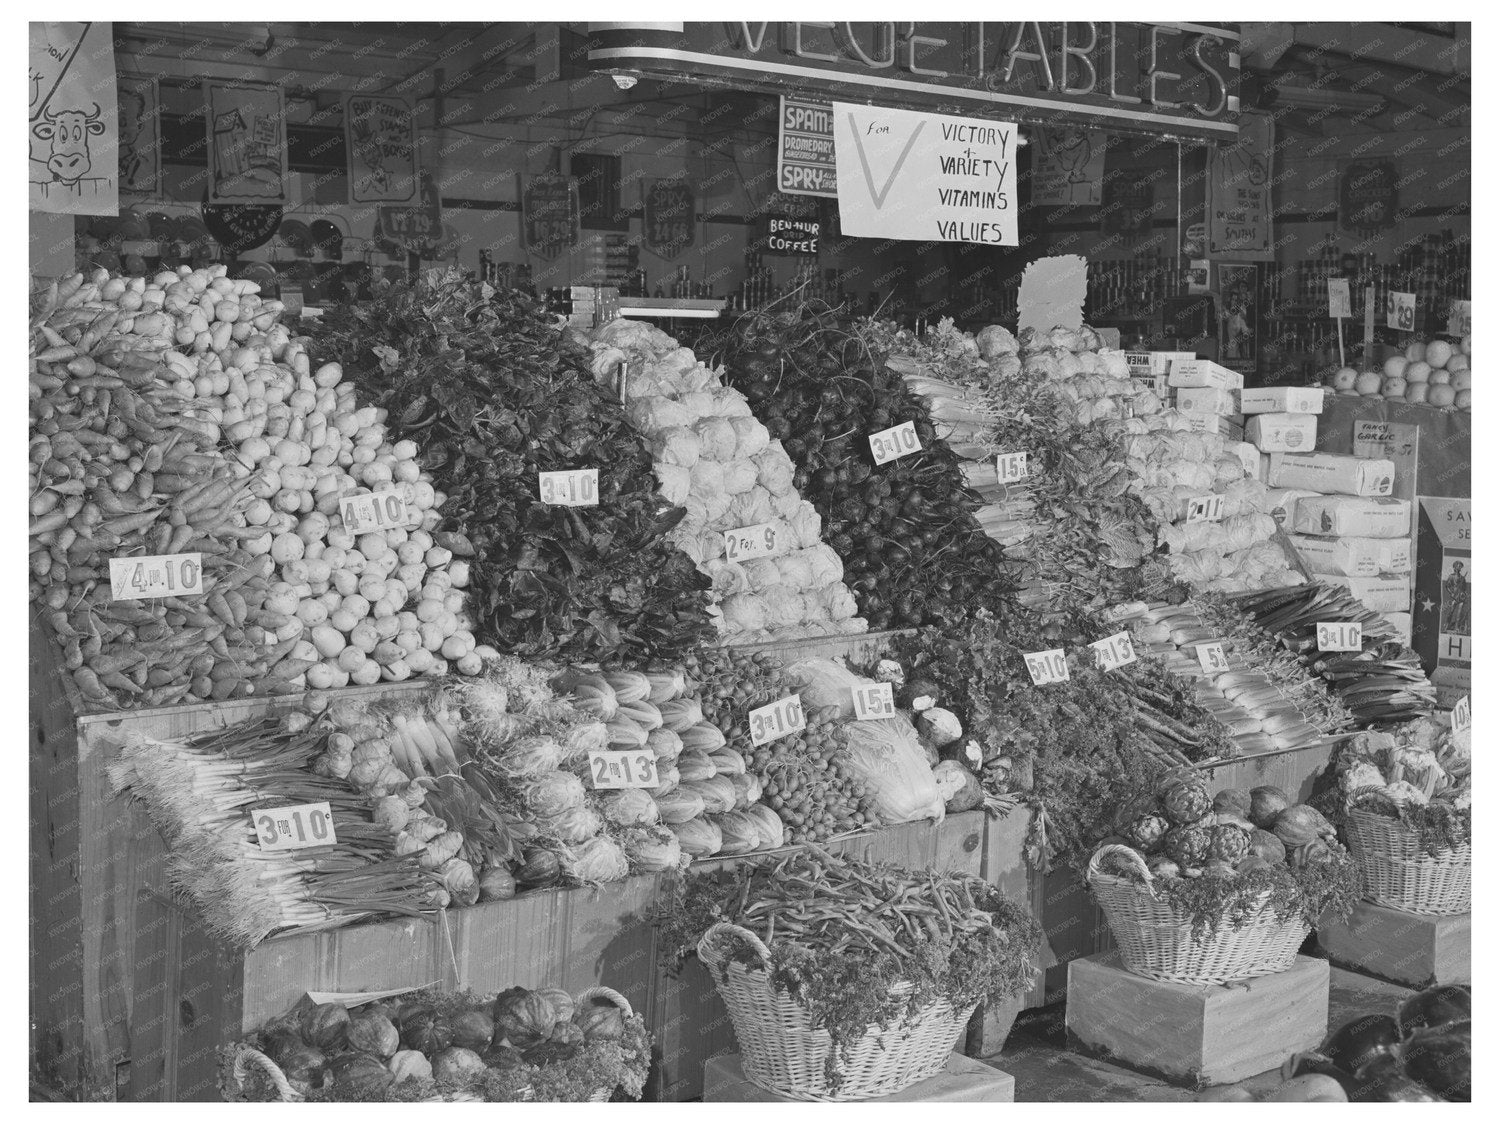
(833, 103, 1018, 246)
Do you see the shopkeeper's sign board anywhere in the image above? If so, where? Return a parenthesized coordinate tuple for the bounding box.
(779, 97, 837, 197)
(587, 23, 1241, 144)
(833, 103, 1018, 245)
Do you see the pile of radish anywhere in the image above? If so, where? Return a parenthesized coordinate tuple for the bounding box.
(29, 265, 476, 710)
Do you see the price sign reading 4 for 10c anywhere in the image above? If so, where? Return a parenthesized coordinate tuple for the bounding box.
(749, 695, 805, 745)
(253, 801, 337, 852)
(1024, 648, 1069, 686)
(869, 421, 920, 466)
(852, 682, 895, 721)
(339, 489, 411, 534)
(588, 750, 658, 790)
(538, 468, 599, 507)
(1317, 622, 1364, 651)
(1091, 631, 1138, 672)
(723, 523, 778, 562)
(109, 552, 203, 601)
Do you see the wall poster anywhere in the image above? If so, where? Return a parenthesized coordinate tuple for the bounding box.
(1218, 263, 1260, 373)
(521, 172, 580, 260)
(344, 93, 419, 204)
(117, 72, 161, 199)
(642, 178, 695, 259)
(205, 80, 287, 205)
(29, 21, 118, 215)
(1030, 127, 1106, 206)
(1208, 110, 1273, 259)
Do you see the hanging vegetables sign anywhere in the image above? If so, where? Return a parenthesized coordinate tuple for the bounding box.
(205, 80, 287, 205)
(29, 21, 119, 215)
(522, 172, 580, 260)
(643, 178, 695, 258)
(344, 92, 418, 204)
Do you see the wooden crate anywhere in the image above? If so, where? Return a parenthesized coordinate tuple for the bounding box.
(1196, 741, 1335, 804)
(704, 1052, 1015, 1103)
(1318, 901, 1471, 988)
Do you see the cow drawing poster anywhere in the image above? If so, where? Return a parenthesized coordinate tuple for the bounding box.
(206, 81, 287, 205)
(344, 93, 418, 204)
(117, 72, 161, 199)
(29, 21, 118, 215)
(1030, 128, 1106, 207)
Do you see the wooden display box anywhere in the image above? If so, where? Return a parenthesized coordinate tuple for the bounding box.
(703, 1052, 1014, 1103)
(1318, 901, 1471, 988)
(1066, 952, 1329, 1088)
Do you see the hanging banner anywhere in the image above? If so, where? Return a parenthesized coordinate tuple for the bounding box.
(344, 93, 418, 204)
(117, 72, 161, 200)
(642, 178, 695, 258)
(778, 96, 836, 198)
(205, 80, 287, 205)
(1218, 263, 1260, 374)
(832, 102, 1017, 246)
(1208, 110, 1272, 259)
(1339, 160, 1399, 232)
(375, 171, 444, 257)
(29, 21, 118, 215)
(1030, 128, 1106, 206)
(1414, 497, 1469, 707)
(521, 172, 580, 260)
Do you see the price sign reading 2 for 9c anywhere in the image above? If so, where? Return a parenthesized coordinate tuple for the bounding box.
(852, 682, 896, 721)
(253, 802, 337, 852)
(723, 523, 778, 562)
(109, 552, 203, 601)
(588, 750, 658, 790)
(1317, 622, 1364, 652)
(538, 469, 599, 507)
(869, 421, 921, 466)
(1024, 648, 1069, 686)
(1091, 631, 1138, 672)
(749, 695, 805, 745)
(339, 489, 412, 534)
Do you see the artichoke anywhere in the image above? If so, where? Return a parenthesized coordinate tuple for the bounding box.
(1160, 779, 1213, 826)
(1124, 812, 1171, 852)
(1207, 824, 1251, 863)
(1164, 825, 1212, 868)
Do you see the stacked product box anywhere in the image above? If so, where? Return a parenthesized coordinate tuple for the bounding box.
(1169, 360, 1245, 439)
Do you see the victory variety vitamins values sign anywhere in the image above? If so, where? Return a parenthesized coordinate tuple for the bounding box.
(832, 103, 1017, 246)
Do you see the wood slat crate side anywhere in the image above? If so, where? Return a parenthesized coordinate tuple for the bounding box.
(1196, 742, 1334, 804)
(726, 628, 915, 667)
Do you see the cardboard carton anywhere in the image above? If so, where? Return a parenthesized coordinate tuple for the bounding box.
(1238, 386, 1327, 415)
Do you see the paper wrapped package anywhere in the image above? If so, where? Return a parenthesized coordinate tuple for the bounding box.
(1319, 574, 1413, 613)
(1246, 413, 1319, 453)
(1238, 386, 1326, 415)
(1291, 534, 1412, 577)
(1268, 452, 1395, 497)
(1291, 496, 1411, 538)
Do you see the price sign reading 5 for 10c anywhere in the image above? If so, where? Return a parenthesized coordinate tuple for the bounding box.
(1317, 622, 1364, 651)
(869, 421, 921, 466)
(1091, 631, 1138, 672)
(588, 750, 658, 790)
(723, 523, 778, 562)
(1024, 648, 1070, 686)
(253, 801, 337, 852)
(538, 468, 599, 506)
(749, 695, 805, 745)
(109, 552, 203, 601)
(852, 682, 895, 721)
(339, 489, 412, 534)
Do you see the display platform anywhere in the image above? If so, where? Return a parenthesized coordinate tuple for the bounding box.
(702, 1052, 1015, 1103)
(1318, 900, 1471, 988)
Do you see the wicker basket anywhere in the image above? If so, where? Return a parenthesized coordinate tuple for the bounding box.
(1345, 807, 1471, 915)
(222, 987, 632, 1103)
(1086, 844, 1308, 986)
(696, 922, 975, 1102)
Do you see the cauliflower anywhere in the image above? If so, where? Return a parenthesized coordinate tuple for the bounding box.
(654, 464, 691, 505)
(728, 416, 770, 458)
(719, 593, 768, 633)
(721, 460, 758, 494)
(650, 426, 702, 467)
(753, 445, 795, 496)
(740, 557, 781, 592)
(975, 324, 1018, 358)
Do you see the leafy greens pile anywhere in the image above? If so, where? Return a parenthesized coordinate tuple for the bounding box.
(311, 272, 714, 666)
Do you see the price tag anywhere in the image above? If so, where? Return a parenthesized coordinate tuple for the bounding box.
(1452, 695, 1471, 732)
(868, 421, 921, 465)
(1091, 631, 1138, 671)
(1024, 648, 1069, 686)
(1185, 494, 1226, 524)
(749, 694, 805, 745)
(1447, 300, 1471, 338)
(109, 553, 203, 601)
(1328, 278, 1352, 320)
(339, 489, 412, 534)
(252, 802, 336, 852)
(1316, 621, 1364, 651)
(1385, 290, 1416, 332)
(1196, 642, 1230, 675)
(996, 451, 1030, 483)
(538, 468, 599, 506)
(587, 749, 659, 790)
(851, 682, 896, 721)
(723, 522, 778, 562)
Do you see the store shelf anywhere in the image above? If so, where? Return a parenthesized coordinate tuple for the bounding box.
(617, 297, 724, 319)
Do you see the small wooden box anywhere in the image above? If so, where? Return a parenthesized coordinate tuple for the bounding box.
(1066, 952, 1328, 1087)
(1318, 901, 1471, 988)
(703, 1052, 1014, 1103)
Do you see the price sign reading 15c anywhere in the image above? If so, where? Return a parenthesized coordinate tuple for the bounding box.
(852, 682, 895, 721)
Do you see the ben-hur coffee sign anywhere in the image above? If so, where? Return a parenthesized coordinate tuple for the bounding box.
(588, 22, 1240, 143)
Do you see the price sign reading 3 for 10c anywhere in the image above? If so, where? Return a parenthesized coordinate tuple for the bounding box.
(109, 552, 203, 601)
(253, 801, 337, 852)
(538, 469, 599, 507)
(723, 523, 778, 562)
(1024, 648, 1070, 686)
(1091, 631, 1138, 672)
(1317, 622, 1363, 651)
(852, 682, 896, 721)
(869, 421, 921, 465)
(588, 750, 658, 790)
(750, 695, 805, 745)
(339, 489, 412, 534)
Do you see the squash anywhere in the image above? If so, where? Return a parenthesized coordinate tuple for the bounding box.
(492, 987, 558, 1048)
(331, 1053, 393, 1096)
(432, 1047, 486, 1084)
(1249, 785, 1291, 829)
(388, 1049, 433, 1084)
(1247, 828, 1287, 864)
(575, 1002, 626, 1042)
(536, 987, 576, 1027)
(1268, 1075, 1348, 1102)
(449, 1010, 494, 1051)
(346, 1012, 400, 1058)
(300, 1002, 351, 1050)
(398, 1005, 453, 1056)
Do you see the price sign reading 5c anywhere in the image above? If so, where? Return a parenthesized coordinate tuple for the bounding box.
(852, 682, 895, 721)
(110, 553, 203, 601)
(1024, 648, 1070, 686)
(253, 801, 336, 852)
(869, 421, 920, 466)
(339, 489, 411, 534)
(723, 523, 778, 562)
(749, 695, 805, 745)
(588, 750, 658, 790)
(1185, 495, 1226, 524)
(1196, 642, 1230, 675)
(539, 468, 599, 506)
(1091, 631, 1138, 672)
(1317, 622, 1364, 651)
(996, 452, 1030, 483)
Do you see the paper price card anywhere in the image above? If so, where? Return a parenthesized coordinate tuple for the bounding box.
(1386, 290, 1416, 332)
(869, 421, 920, 466)
(110, 553, 203, 601)
(1328, 278, 1352, 320)
(1316, 622, 1363, 652)
(1185, 495, 1226, 524)
(723, 523, 778, 562)
(1452, 695, 1471, 732)
(1024, 648, 1069, 686)
(340, 489, 411, 534)
(1447, 300, 1471, 338)
(852, 682, 896, 721)
(749, 695, 805, 745)
(588, 750, 658, 790)
(1196, 642, 1230, 675)
(1091, 632, 1138, 672)
(253, 802, 337, 852)
(996, 451, 1030, 483)
(538, 468, 599, 507)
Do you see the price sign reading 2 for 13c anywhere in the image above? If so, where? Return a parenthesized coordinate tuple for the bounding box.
(109, 552, 203, 601)
(1091, 631, 1138, 671)
(339, 489, 412, 534)
(723, 523, 778, 562)
(538, 469, 599, 506)
(749, 695, 805, 745)
(869, 421, 920, 465)
(588, 750, 658, 790)
(253, 802, 337, 852)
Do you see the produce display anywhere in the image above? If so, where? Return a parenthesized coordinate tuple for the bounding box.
(311, 271, 716, 666)
(30, 267, 469, 709)
(1325, 335, 1471, 412)
(582, 318, 866, 643)
(1330, 718, 1472, 822)
(225, 985, 649, 1102)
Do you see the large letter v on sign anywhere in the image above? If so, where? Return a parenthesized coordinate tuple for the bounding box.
(846, 113, 925, 210)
